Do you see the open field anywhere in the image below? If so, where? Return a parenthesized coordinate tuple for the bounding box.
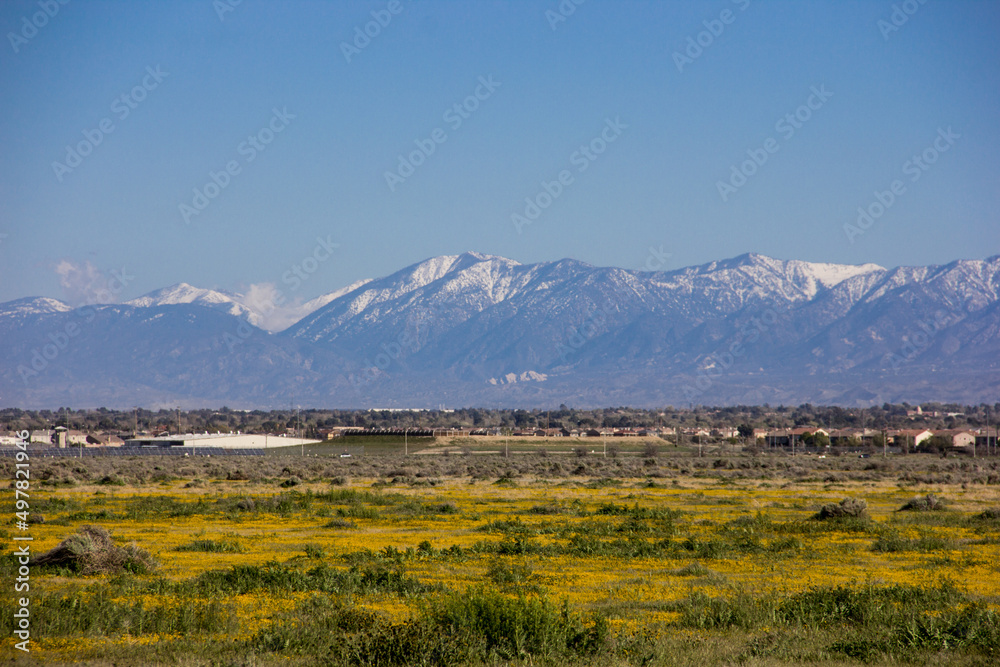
(3, 451, 999, 665)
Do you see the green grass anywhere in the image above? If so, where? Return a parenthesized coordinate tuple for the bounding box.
(671, 581, 997, 661)
(871, 532, 957, 553)
(175, 539, 246, 553)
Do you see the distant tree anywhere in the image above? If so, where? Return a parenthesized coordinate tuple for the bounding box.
(871, 433, 887, 450)
(737, 423, 755, 441)
(926, 434, 952, 455)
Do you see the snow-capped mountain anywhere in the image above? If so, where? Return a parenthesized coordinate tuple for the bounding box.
(124, 281, 373, 332)
(2, 252, 998, 409)
(0, 297, 74, 317)
(126, 283, 266, 328)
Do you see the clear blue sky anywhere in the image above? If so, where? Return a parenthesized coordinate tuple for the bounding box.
(1, 0, 998, 305)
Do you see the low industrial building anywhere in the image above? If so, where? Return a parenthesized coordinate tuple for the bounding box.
(124, 433, 321, 449)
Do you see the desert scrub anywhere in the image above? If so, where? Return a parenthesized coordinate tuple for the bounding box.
(31, 525, 157, 575)
(813, 497, 868, 520)
(899, 493, 947, 512)
(13, 462, 1000, 665)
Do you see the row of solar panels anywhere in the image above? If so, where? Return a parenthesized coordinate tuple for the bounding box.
(340, 429, 435, 437)
(0, 447, 268, 457)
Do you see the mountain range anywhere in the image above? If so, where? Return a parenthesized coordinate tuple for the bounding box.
(2, 252, 998, 409)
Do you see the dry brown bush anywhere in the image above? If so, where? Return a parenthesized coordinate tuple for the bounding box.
(32, 525, 157, 575)
(813, 497, 868, 520)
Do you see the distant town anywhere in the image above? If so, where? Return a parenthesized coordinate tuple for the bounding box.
(2, 403, 996, 456)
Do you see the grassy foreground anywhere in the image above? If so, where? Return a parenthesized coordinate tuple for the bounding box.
(2, 452, 999, 666)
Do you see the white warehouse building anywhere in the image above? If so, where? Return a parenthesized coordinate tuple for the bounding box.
(124, 433, 321, 450)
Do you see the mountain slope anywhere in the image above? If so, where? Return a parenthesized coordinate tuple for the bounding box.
(2, 253, 997, 408)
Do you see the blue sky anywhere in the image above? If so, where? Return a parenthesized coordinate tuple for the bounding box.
(1, 0, 998, 307)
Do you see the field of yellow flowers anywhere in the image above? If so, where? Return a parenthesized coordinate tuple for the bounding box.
(2, 452, 999, 665)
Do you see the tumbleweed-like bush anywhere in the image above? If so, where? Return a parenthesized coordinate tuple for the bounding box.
(31, 525, 157, 575)
(813, 497, 868, 520)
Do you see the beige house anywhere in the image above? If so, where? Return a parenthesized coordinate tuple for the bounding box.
(933, 430, 976, 449)
(890, 429, 933, 448)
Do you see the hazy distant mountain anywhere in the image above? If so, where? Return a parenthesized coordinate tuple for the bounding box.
(126, 283, 263, 326)
(2, 253, 997, 409)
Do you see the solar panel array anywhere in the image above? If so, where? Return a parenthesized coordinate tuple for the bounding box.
(0, 447, 267, 458)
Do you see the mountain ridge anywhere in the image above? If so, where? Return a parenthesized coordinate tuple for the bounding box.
(2, 252, 997, 409)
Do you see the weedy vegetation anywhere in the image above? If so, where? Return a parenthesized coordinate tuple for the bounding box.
(2, 451, 999, 665)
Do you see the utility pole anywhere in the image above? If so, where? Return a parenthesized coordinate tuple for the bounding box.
(972, 417, 977, 458)
(176, 407, 180, 436)
(985, 406, 992, 456)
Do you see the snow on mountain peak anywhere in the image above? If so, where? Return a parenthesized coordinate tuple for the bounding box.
(127, 283, 239, 307)
(792, 260, 885, 288)
(0, 296, 73, 317)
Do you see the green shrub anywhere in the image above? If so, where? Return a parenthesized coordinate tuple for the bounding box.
(249, 587, 609, 664)
(336, 505, 380, 519)
(871, 532, 955, 553)
(193, 562, 439, 597)
(672, 562, 711, 577)
(175, 539, 246, 554)
(528, 503, 564, 515)
(1, 588, 233, 638)
(426, 587, 607, 660)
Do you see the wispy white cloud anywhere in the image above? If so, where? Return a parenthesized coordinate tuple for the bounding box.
(239, 282, 310, 332)
(54, 259, 114, 306)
